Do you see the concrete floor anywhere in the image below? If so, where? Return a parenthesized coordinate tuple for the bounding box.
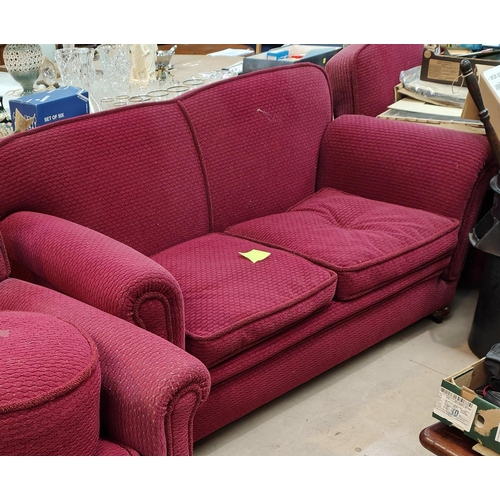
(194, 286, 481, 456)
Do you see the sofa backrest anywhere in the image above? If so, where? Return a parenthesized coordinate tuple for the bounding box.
(0, 101, 209, 256)
(180, 63, 333, 231)
(325, 44, 423, 118)
(0, 63, 332, 255)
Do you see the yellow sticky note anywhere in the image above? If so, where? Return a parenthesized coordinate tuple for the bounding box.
(238, 249, 271, 263)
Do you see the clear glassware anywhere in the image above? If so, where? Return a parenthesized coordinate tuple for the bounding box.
(78, 48, 96, 89)
(128, 95, 151, 104)
(100, 97, 115, 110)
(146, 90, 170, 101)
(54, 47, 96, 90)
(167, 85, 190, 96)
(112, 101, 128, 108)
(96, 44, 131, 97)
(183, 77, 205, 87)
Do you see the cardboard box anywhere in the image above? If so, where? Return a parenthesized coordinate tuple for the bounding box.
(242, 45, 342, 74)
(432, 358, 500, 454)
(461, 64, 500, 136)
(377, 95, 485, 135)
(10, 86, 90, 132)
(421, 44, 500, 85)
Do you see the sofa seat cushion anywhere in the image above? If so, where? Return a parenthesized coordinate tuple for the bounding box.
(151, 233, 337, 368)
(226, 188, 460, 300)
(0, 311, 101, 455)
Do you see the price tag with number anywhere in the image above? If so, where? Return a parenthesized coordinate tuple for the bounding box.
(433, 386, 477, 432)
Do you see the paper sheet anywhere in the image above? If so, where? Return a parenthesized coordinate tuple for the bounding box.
(238, 249, 271, 263)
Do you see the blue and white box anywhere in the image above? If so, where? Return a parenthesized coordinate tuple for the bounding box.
(10, 86, 90, 131)
(266, 48, 289, 60)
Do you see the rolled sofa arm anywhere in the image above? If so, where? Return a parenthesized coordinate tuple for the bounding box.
(317, 114, 496, 281)
(0, 278, 210, 456)
(318, 114, 494, 220)
(1, 211, 185, 348)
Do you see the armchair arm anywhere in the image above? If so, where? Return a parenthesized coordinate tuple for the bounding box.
(0, 278, 210, 456)
(1, 211, 185, 348)
(317, 115, 496, 280)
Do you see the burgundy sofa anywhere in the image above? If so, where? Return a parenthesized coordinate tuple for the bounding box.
(0, 232, 210, 456)
(0, 63, 495, 445)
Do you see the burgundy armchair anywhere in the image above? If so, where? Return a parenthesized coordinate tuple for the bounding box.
(0, 233, 210, 456)
(325, 44, 423, 118)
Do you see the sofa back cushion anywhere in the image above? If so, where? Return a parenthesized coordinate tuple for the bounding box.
(0, 64, 332, 254)
(325, 44, 423, 118)
(179, 63, 333, 232)
(0, 102, 210, 256)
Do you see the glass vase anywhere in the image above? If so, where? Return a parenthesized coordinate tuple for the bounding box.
(96, 44, 131, 97)
(54, 47, 96, 90)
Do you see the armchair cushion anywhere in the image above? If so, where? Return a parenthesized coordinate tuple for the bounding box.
(151, 233, 337, 367)
(0, 311, 101, 455)
(226, 188, 460, 300)
(0, 278, 211, 456)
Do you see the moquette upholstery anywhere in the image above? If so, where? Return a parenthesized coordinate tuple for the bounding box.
(0, 232, 210, 455)
(0, 62, 495, 444)
(324, 43, 489, 288)
(324, 43, 424, 118)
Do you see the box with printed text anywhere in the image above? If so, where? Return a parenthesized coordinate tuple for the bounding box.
(9, 86, 90, 132)
(433, 358, 500, 455)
